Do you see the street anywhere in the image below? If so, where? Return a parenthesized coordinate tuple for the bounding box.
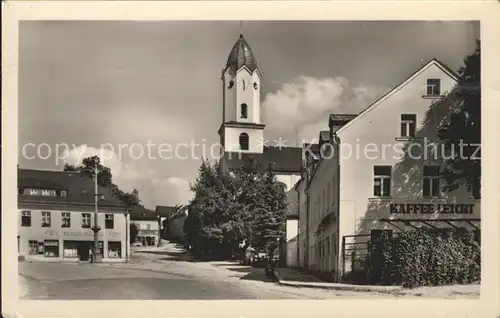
(19, 242, 395, 299)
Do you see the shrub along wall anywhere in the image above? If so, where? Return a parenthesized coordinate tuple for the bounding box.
(368, 228, 480, 288)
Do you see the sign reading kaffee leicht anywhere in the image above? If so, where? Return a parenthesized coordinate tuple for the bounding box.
(390, 203, 475, 215)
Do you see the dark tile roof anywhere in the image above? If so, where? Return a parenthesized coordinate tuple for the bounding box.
(18, 168, 123, 208)
(223, 146, 303, 173)
(225, 34, 259, 74)
(155, 205, 179, 218)
(129, 205, 157, 221)
(329, 114, 358, 127)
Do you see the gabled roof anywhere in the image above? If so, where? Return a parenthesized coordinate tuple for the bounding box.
(223, 146, 303, 173)
(334, 58, 459, 136)
(129, 205, 157, 221)
(18, 168, 123, 208)
(155, 205, 179, 218)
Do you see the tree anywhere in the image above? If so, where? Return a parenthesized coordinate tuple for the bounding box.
(130, 223, 139, 244)
(64, 155, 113, 188)
(251, 163, 287, 258)
(65, 156, 141, 210)
(437, 40, 481, 198)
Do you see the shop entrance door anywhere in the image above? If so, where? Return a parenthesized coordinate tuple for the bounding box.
(77, 241, 92, 261)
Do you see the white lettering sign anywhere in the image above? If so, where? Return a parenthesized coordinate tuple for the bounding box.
(27, 188, 57, 196)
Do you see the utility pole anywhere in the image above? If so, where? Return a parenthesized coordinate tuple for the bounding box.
(89, 166, 102, 263)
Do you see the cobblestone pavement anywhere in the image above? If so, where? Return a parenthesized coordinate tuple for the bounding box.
(18, 243, 402, 300)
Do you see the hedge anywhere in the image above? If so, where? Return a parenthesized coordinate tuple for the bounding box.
(367, 228, 480, 288)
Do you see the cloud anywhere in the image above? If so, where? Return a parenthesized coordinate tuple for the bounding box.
(262, 76, 387, 143)
(61, 144, 193, 208)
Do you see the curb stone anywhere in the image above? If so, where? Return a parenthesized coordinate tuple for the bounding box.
(273, 269, 403, 293)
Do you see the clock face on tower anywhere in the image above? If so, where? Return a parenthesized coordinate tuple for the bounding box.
(238, 79, 246, 91)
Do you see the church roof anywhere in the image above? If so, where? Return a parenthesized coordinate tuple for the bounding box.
(223, 146, 303, 173)
(225, 34, 259, 74)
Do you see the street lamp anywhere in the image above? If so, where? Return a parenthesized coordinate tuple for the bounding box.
(124, 208, 130, 263)
(157, 211, 162, 247)
(82, 166, 103, 263)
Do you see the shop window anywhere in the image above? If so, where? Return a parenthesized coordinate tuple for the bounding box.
(38, 242, 44, 254)
(82, 213, 91, 228)
(61, 212, 71, 228)
(105, 214, 114, 229)
(21, 210, 31, 227)
(41, 211, 51, 227)
(44, 240, 59, 257)
(400, 114, 416, 138)
(28, 240, 38, 255)
(239, 133, 249, 150)
(63, 241, 78, 258)
(373, 166, 392, 197)
(108, 241, 122, 258)
(426, 78, 441, 96)
(423, 165, 440, 197)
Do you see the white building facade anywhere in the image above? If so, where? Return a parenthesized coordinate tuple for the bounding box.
(18, 169, 129, 262)
(299, 59, 481, 281)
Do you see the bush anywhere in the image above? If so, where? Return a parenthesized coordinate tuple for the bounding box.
(368, 228, 480, 288)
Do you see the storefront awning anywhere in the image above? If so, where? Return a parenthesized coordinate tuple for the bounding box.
(378, 218, 480, 231)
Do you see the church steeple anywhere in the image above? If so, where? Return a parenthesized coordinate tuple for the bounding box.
(219, 33, 265, 155)
(224, 34, 259, 75)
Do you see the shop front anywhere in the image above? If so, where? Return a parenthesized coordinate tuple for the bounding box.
(19, 226, 127, 263)
(339, 199, 481, 279)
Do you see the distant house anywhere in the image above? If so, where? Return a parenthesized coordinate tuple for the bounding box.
(159, 205, 188, 242)
(155, 205, 179, 240)
(129, 206, 160, 247)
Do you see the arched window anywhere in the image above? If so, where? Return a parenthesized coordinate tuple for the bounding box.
(241, 103, 248, 119)
(239, 133, 249, 150)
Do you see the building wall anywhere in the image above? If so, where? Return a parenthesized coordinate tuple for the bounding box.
(168, 215, 187, 240)
(18, 206, 127, 262)
(131, 220, 160, 246)
(276, 174, 301, 192)
(335, 62, 480, 276)
(235, 69, 261, 124)
(305, 147, 339, 273)
(297, 178, 308, 268)
(222, 127, 264, 153)
(286, 238, 298, 267)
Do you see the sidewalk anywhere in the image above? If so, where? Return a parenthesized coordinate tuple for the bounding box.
(273, 268, 480, 297)
(273, 268, 402, 293)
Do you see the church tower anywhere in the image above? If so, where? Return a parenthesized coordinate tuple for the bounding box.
(218, 34, 265, 155)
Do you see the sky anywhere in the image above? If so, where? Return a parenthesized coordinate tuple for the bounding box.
(18, 21, 479, 208)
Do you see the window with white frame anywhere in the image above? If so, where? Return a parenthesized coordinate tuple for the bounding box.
(423, 165, 440, 197)
(373, 166, 392, 197)
(400, 114, 416, 138)
(61, 212, 71, 228)
(426, 78, 441, 96)
(82, 213, 91, 228)
(105, 214, 114, 229)
(41, 211, 51, 227)
(21, 210, 31, 227)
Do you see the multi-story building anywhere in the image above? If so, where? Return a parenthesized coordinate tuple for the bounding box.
(130, 206, 162, 247)
(299, 59, 481, 281)
(18, 168, 129, 262)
